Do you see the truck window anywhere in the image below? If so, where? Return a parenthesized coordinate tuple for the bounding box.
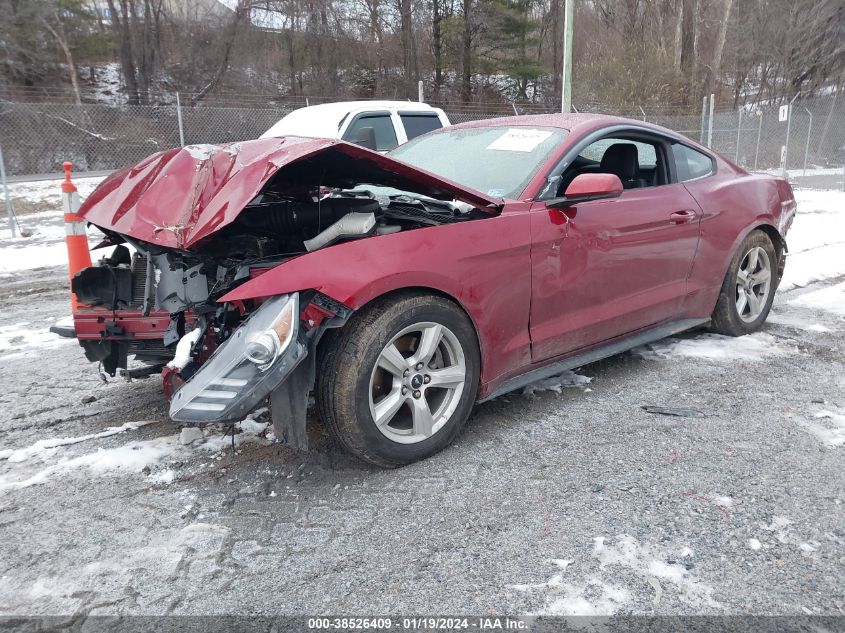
(400, 113, 443, 140)
(342, 113, 398, 151)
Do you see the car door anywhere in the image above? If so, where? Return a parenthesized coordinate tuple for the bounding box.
(529, 132, 703, 362)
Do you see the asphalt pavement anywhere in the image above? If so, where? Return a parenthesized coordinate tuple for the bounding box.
(0, 257, 842, 618)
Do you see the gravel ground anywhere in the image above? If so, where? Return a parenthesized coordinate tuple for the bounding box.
(0, 197, 843, 618)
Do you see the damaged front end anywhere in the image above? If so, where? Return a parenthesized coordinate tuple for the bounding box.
(169, 291, 351, 449)
(69, 136, 499, 448)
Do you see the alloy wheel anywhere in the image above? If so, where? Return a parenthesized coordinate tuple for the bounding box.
(368, 322, 466, 444)
(735, 246, 772, 323)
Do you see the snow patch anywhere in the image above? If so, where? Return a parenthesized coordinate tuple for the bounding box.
(803, 409, 845, 447)
(761, 516, 794, 544)
(167, 327, 203, 370)
(513, 536, 718, 615)
(148, 469, 176, 484)
(789, 281, 845, 317)
(592, 536, 718, 609)
(4, 176, 104, 208)
(0, 322, 77, 355)
(766, 312, 832, 332)
(523, 370, 592, 396)
(179, 427, 205, 445)
(0, 205, 113, 273)
(1, 421, 154, 464)
(192, 410, 272, 453)
(544, 579, 631, 616)
(748, 538, 762, 551)
(0, 435, 180, 493)
(634, 333, 792, 362)
(712, 496, 733, 508)
(239, 417, 270, 435)
(778, 190, 845, 291)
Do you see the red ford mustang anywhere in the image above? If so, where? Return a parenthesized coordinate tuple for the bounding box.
(70, 113, 796, 466)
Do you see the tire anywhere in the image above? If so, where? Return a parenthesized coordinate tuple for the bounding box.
(316, 292, 480, 467)
(710, 230, 778, 336)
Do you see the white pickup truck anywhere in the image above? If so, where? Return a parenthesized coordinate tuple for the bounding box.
(260, 100, 450, 151)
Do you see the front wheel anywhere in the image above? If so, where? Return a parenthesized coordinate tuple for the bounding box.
(710, 230, 778, 336)
(316, 293, 480, 467)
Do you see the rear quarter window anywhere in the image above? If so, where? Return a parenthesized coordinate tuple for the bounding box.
(400, 113, 443, 140)
(672, 143, 715, 181)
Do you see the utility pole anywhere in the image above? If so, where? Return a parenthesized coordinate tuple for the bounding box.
(0, 145, 15, 238)
(783, 93, 799, 177)
(560, 0, 574, 113)
(707, 93, 715, 148)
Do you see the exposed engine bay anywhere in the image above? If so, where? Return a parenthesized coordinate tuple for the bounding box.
(196, 186, 485, 260)
(71, 185, 488, 378)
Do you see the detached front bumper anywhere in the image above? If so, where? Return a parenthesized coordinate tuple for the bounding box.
(169, 294, 306, 424)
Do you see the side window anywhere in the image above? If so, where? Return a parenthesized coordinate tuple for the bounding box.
(342, 113, 398, 151)
(672, 143, 714, 181)
(399, 113, 443, 140)
(560, 136, 665, 193)
(579, 138, 657, 168)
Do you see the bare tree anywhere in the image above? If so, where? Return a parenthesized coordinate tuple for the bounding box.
(105, 0, 164, 105)
(433, 0, 444, 94)
(191, 0, 252, 104)
(703, 0, 733, 96)
(397, 0, 419, 97)
(40, 11, 83, 105)
(461, 0, 473, 101)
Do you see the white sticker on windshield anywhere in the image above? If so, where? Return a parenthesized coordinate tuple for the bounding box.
(487, 128, 553, 153)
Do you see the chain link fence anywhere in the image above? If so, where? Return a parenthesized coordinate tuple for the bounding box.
(1, 94, 843, 184)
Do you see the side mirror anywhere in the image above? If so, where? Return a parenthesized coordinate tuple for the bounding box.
(546, 173, 623, 208)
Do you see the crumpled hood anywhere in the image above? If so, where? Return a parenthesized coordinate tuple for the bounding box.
(78, 136, 501, 249)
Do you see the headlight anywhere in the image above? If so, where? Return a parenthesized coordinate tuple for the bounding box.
(245, 295, 296, 370)
(170, 293, 305, 423)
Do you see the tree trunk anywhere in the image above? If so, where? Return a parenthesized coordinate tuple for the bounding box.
(365, 0, 383, 93)
(551, 0, 561, 102)
(285, 13, 298, 96)
(107, 0, 141, 105)
(672, 0, 683, 71)
(704, 0, 733, 97)
(190, 0, 250, 105)
(398, 0, 417, 98)
(679, 0, 695, 78)
(433, 0, 443, 96)
(461, 0, 473, 102)
(41, 16, 82, 105)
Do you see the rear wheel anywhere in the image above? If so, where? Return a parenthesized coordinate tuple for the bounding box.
(711, 230, 778, 336)
(316, 293, 480, 467)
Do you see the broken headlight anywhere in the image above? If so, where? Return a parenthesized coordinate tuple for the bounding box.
(169, 293, 306, 423)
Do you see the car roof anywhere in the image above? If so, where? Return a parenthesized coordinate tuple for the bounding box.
(260, 101, 444, 139)
(445, 112, 668, 136)
(296, 100, 443, 115)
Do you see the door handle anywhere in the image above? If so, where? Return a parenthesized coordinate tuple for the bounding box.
(669, 209, 697, 224)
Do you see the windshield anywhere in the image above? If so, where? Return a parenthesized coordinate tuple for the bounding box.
(389, 125, 567, 199)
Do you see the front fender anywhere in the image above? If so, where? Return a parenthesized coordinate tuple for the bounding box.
(219, 215, 534, 391)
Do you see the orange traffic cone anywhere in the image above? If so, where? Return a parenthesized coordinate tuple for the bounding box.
(62, 161, 92, 311)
